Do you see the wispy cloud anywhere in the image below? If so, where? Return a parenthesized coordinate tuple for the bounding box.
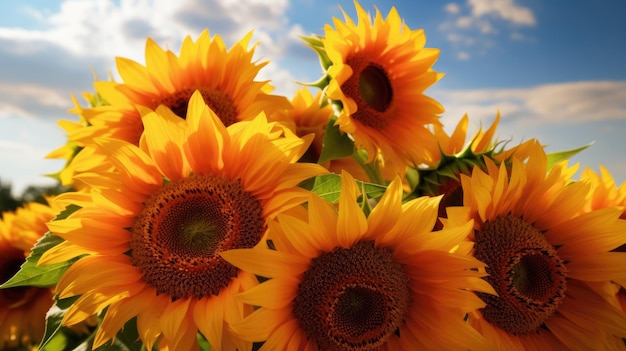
(0, 0, 308, 122)
(468, 0, 536, 26)
(435, 80, 626, 129)
(0, 118, 66, 195)
(440, 0, 536, 59)
(0, 0, 315, 193)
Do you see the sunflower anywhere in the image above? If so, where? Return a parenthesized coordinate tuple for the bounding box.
(222, 171, 495, 350)
(579, 166, 626, 314)
(432, 112, 502, 162)
(322, 1, 443, 175)
(416, 112, 535, 230)
(81, 29, 288, 144)
(39, 91, 327, 351)
(271, 87, 373, 181)
(271, 87, 333, 164)
(452, 140, 626, 349)
(580, 165, 626, 219)
(46, 92, 113, 190)
(52, 29, 289, 188)
(1, 199, 62, 349)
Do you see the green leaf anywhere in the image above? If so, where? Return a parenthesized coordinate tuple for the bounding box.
(197, 333, 211, 351)
(0, 232, 80, 288)
(40, 296, 82, 351)
(40, 303, 69, 350)
(309, 174, 386, 203)
(546, 142, 593, 170)
(318, 118, 354, 164)
(55, 204, 82, 220)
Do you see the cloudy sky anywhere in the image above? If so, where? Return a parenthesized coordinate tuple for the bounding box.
(1, 0, 625, 195)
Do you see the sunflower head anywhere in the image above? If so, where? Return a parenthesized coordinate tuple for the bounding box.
(51, 29, 291, 192)
(40, 91, 327, 351)
(270, 87, 333, 163)
(1, 200, 60, 349)
(580, 165, 626, 217)
(455, 140, 626, 349)
(223, 171, 494, 350)
(321, 1, 444, 174)
(414, 113, 513, 229)
(46, 90, 111, 189)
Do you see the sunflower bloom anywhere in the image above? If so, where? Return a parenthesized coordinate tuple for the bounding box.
(271, 87, 333, 164)
(222, 171, 494, 350)
(79, 29, 288, 144)
(323, 1, 443, 174)
(417, 112, 536, 230)
(271, 87, 370, 180)
(579, 166, 626, 313)
(53, 29, 289, 189)
(40, 91, 327, 351)
(453, 140, 626, 349)
(1, 199, 62, 349)
(47, 92, 113, 189)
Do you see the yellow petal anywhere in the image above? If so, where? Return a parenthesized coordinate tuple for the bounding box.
(337, 171, 367, 248)
(235, 277, 298, 310)
(141, 106, 188, 181)
(221, 249, 308, 278)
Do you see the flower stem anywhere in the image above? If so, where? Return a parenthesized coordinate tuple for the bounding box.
(352, 149, 385, 186)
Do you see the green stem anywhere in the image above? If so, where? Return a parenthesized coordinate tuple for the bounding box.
(352, 149, 385, 186)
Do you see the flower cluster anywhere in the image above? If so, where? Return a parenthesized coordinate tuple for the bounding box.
(2, 2, 626, 351)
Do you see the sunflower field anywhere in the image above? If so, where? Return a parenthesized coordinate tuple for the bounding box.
(1, 1, 625, 350)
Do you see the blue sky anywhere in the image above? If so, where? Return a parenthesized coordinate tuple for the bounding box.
(1, 0, 625, 195)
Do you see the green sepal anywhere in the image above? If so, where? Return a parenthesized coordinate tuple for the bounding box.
(300, 35, 332, 71)
(546, 142, 593, 170)
(318, 117, 354, 164)
(45, 143, 83, 182)
(358, 181, 374, 217)
(300, 73, 331, 91)
(88, 91, 109, 108)
(412, 145, 490, 198)
(306, 174, 386, 204)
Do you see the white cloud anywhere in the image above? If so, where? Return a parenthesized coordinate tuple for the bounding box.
(440, 0, 536, 59)
(436, 80, 626, 126)
(445, 3, 461, 14)
(457, 51, 471, 60)
(469, 0, 536, 26)
(0, 117, 67, 196)
(0, 0, 320, 193)
(0, 83, 74, 120)
(0, 0, 305, 123)
(456, 16, 473, 29)
(7, 0, 291, 62)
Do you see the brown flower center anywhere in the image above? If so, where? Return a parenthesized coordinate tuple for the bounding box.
(293, 240, 410, 351)
(342, 53, 394, 129)
(474, 215, 567, 335)
(130, 175, 264, 301)
(158, 87, 238, 126)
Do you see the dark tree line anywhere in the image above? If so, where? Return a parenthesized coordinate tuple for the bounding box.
(0, 178, 71, 217)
